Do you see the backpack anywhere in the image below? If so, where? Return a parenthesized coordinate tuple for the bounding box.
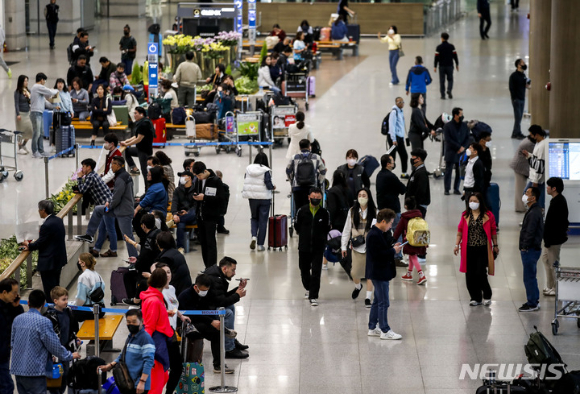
(311, 139, 322, 156)
(381, 112, 391, 136)
(68, 357, 107, 390)
(295, 153, 316, 187)
(148, 102, 162, 120)
(407, 217, 430, 247)
(358, 155, 380, 178)
(459, 151, 469, 180)
(525, 326, 565, 366)
(172, 107, 187, 125)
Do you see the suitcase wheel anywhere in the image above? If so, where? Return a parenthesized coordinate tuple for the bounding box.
(14, 171, 23, 181)
(305, 102, 309, 111)
(185, 152, 190, 157)
(193, 151, 200, 157)
(215, 146, 221, 154)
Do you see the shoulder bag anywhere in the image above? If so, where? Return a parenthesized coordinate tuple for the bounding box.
(113, 339, 135, 394)
(398, 42, 405, 57)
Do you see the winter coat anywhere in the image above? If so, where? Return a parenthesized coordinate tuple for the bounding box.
(456, 211, 497, 275)
(242, 164, 274, 200)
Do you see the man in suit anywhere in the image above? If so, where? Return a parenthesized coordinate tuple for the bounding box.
(21, 200, 67, 302)
(443, 107, 470, 196)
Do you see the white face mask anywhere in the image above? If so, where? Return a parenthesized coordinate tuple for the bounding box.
(388, 29, 395, 35)
(103, 142, 111, 150)
(485, 141, 492, 148)
(522, 194, 529, 204)
(147, 165, 153, 172)
(465, 149, 472, 157)
(198, 290, 208, 297)
(469, 202, 480, 210)
(347, 158, 357, 167)
(179, 176, 187, 185)
(358, 197, 368, 206)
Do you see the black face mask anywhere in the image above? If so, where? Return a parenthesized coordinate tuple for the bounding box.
(310, 198, 321, 206)
(527, 135, 536, 143)
(77, 262, 83, 271)
(458, 116, 464, 123)
(390, 162, 396, 171)
(124, 31, 130, 36)
(127, 324, 140, 335)
(521, 64, 527, 71)
(410, 158, 416, 167)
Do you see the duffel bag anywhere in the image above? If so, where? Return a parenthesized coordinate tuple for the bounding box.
(172, 107, 187, 125)
(192, 111, 213, 124)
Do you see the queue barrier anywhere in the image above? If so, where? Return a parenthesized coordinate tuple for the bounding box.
(19, 300, 236, 392)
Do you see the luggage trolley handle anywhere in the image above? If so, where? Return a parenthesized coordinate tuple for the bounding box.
(272, 190, 280, 216)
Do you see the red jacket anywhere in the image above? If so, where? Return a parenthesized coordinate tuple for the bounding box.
(140, 287, 174, 338)
(393, 209, 427, 256)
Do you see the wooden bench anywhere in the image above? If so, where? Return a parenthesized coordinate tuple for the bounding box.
(72, 121, 130, 138)
(77, 314, 123, 355)
(316, 40, 358, 60)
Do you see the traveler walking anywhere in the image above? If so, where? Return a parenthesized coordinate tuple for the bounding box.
(462, 142, 486, 196)
(541, 178, 569, 296)
(366, 209, 403, 340)
(408, 94, 435, 151)
(0, 25, 12, 77)
(122, 107, 155, 186)
(434, 32, 459, 99)
(378, 26, 401, 85)
(326, 170, 350, 232)
(477, 0, 491, 40)
(175, 51, 203, 108)
(14, 75, 33, 154)
(30, 73, 58, 157)
(394, 197, 428, 285)
(509, 58, 530, 139)
(454, 192, 498, 306)
(341, 188, 376, 307)
(405, 56, 432, 114)
(242, 152, 275, 251)
(286, 139, 327, 212)
(0, 278, 23, 394)
(443, 107, 469, 195)
(295, 187, 331, 306)
(510, 134, 535, 212)
(385, 97, 408, 177)
(336, 149, 370, 205)
(11, 289, 80, 394)
(21, 200, 66, 302)
(286, 112, 313, 160)
(45, 0, 59, 50)
(521, 125, 547, 209)
(518, 187, 544, 312)
(119, 25, 137, 76)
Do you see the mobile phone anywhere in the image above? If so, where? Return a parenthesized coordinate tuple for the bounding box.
(400, 241, 409, 246)
(123, 259, 133, 264)
(235, 278, 250, 281)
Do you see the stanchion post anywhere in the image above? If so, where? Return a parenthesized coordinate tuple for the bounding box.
(44, 157, 49, 199)
(248, 145, 252, 165)
(209, 307, 237, 393)
(93, 304, 100, 357)
(269, 144, 273, 171)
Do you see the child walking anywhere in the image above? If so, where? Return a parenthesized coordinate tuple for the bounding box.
(393, 197, 428, 285)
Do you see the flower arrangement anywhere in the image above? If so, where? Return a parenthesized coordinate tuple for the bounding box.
(202, 42, 229, 59)
(0, 236, 38, 286)
(48, 176, 80, 215)
(216, 31, 242, 47)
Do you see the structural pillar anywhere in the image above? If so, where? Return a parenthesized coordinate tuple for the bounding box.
(529, 0, 551, 129)
(549, 0, 580, 138)
(4, 0, 26, 50)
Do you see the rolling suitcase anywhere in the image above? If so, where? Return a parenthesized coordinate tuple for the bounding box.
(55, 125, 76, 157)
(308, 76, 316, 97)
(346, 24, 361, 44)
(43, 110, 53, 139)
(176, 322, 205, 394)
(152, 117, 167, 147)
(110, 266, 131, 305)
(486, 182, 501, 226)
(320, 27, 331, 41)
(268, 191, 288, 251)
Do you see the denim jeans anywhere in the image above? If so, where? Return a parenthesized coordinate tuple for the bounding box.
(512, 99, 525, 137)
(15, 376, 47, 394)
(224, 305, 235, 351)
(176, 209, 197, 248)
(523, 181, 545, 209)
(30, 111, 45, 154)
(92, 207, 118, 252)
(389, 50, 400, 84)
(116, 215, 138, 257)
(0, 360, 14, 394)
(521, 249, 541, 307)
(249, 199, 271, 246)
(392, 213, 402, 259)
(368, 279, 391, 332)
(122, 58, 134, 76)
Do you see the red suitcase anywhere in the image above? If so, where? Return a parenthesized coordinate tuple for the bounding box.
(268, 215, 288, 251)
(152, 117, 167, 147)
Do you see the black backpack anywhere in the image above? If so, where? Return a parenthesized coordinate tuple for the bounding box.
(381, 112, 391, 136)
(68, 357, 107, 390)
(295, 153, 316, 187)
(311, 139, 322, 156)
(148, 102, 162, 120)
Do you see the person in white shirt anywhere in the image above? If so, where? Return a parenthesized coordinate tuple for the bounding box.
(462, 143, 485, 197)
(258, 55, 281, 94)
(521, 125, 547, 209)
(286, 112, 313, 159)
(30, 73, 58, 157)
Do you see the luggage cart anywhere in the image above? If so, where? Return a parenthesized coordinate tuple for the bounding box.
(270, 105, 298, 148)
(184, 115, 219, 157)
(216, 111, 240, 155)
(551, 266, 580, 335)
(236, 111, 262, 157)
(284, 72, 310, 111)
(0, 130, 24, 182)
(432, 130, 446, 179)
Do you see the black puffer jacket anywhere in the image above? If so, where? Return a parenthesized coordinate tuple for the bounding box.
(157, 248, 193, 296)
(204, 264, 240, 308)
(172, 183, 197, 214)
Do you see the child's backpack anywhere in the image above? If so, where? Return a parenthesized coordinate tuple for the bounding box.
(407, 217, 430, 247)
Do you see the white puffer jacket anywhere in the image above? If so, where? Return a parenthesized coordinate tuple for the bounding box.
(242, 164, 273, 200)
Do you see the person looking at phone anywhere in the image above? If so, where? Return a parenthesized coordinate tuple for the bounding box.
(171, 170, 197, 251)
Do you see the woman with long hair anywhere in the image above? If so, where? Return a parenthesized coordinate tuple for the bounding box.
(90, 84, 112, 146)
(341, 188, 377, 307)
(286, 111, 313, 159)
(242, 152, 276, 251)
(51, 78, 74, 153)
(258, 55, 281, 94)
(155, 150, 175, 201)
(14, 75, 33, 154)
(70, 77, 90, 120)
(408, 94, 435, 151)
(454, 192, 498, 306)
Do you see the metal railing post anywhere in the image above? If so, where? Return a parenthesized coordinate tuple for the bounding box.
(44, 157, 50, 199)
(75, 144, 79, 170)
(26, 254, 33, 289)
(68, 210, 73, 241)
(269, 144, 273, 171)
(209, 307, 237, 393)
(93, 304, 100, 358)
(76, 197, 83, 235)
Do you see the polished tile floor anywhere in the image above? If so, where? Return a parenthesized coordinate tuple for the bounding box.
(2, 0, 580, 393)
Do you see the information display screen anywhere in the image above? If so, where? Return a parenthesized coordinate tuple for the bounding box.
(549, 142, 580, 180)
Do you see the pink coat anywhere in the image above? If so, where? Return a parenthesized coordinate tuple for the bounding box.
(457, 211, 497, 275)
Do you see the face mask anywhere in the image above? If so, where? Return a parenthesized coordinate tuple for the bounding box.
(358, 197, 368, 206)
(465, 149, 472, 157)
(390, 162, 396, 170)
(310, 198, 321, 206)
(469, 202, 480, 210)
(521, 64, 527, 71)
(77, 262, 83, 271)
(155, 218, 162, 229)
(459, 116, 465, 123)
(198, 290, 208, 297)
(124, 31, 130, 36)
(485, 141, 492, 148)
(388, 29, 395, 34)
(179, 176, 186, 185)
(346, 158, 357, 167)
(147, 165, 153, 172)
(127, 324, 140, 335)
(103, 142, 111, 150)
(410, 158, 416, 166)
(522, 194, 529, 204)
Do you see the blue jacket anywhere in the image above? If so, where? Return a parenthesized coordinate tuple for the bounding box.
(140, 181, 168, 215)
(405, 65, 432, 94)
(365, 226, 396, 282)
(331, 21, 348, 40)
(443, 120, 470, 163)
(115, 328, 155, 390)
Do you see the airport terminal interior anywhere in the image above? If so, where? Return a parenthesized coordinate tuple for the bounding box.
(0, 0, 579, 393)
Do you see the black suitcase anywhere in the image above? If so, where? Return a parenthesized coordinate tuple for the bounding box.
(346, 24, 360, 44)
(55, 125, 75, 157)
(553, 370, 580, 394)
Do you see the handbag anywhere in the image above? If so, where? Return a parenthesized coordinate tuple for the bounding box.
(107, 99, 118, 126)
(60, 112, 72, 126)
(398, 43, 405, 57)
(113, 340, 135, 394)
(405, 137, 410, 147)
(89, 275, 105, 303)
(351, 235, 365, 248)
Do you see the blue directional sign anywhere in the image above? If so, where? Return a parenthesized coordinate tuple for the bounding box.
(149, 63, 158, 89)
(148, 42, 158, 56)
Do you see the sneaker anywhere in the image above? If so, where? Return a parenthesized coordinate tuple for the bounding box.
(518, 303, 539, 312)
(417, 275, 427, 285)
(401, 272, 413, 281)
(483, 299, 492, 306)
(389, 82, 393, 86)
(453, 190, 462, 195)
(90, 140, 95, 147)
(32, 152, 43, 158)
(322, 264, 328, 270)
(7, 69, 12, 79)
(75, 234, 94, 243)
(447, 91, 453, 99)
(23, 146, 30, 154)
(18, 148, 27, 155)
(380, 330, 402, 340)
(225, 348, 249, 359)
(310, 299, 319, 306)
(178, 247, 185, 254)
(444, 191, 450, 195)
(122, 298, 138, 306)
(234, 339, 249, 350)
(250, 237, 257, 250)
(440, 96, 446, 100)
(395, 258, 407, 267)
(99, 250, 117, 258)
(224, 328, 237, 339)
(365, 298, 372, 308)
(469, 300, 482, 306)
(213, 365, 235, 374)
(257, 245, 265, 252)
(304, 291, 309, 299)
(367, 327, 382, 337)
(351, 286, 362, 300)
(400, 173, 410, 179)
(546, 288, 556, 296)
(130, 167, 140, 175)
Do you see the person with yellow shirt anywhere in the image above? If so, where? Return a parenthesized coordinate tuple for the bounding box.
(378, 26, 402, 86)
